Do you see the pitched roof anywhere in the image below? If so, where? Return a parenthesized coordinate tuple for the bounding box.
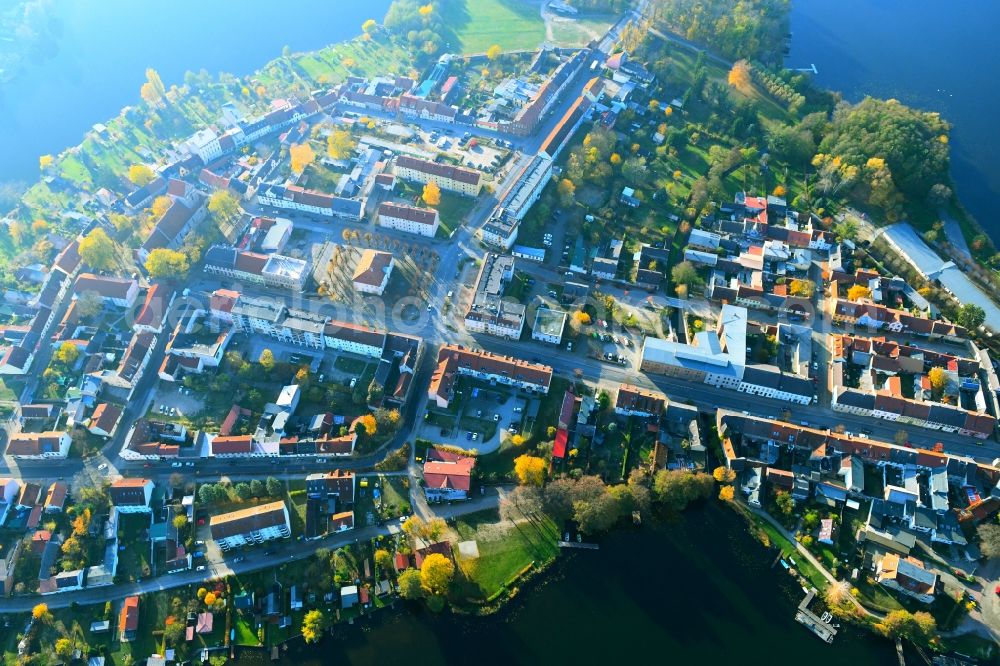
(395, 155, 481, 186)
(90, 403, 123, 433)
(6, 432, 66, 456)
(352, 250, 393, 287)
(209, 501, 288, 540)
(377, 202, 438, 226)
(423, 454, 475, 493)
(74, 273, 136, 300)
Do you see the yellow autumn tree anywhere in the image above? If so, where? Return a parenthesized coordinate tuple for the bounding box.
(289, 142, 316, 174)
(727, 60, 752, 92)
(513, 454, 546, 486)
(39, 154, 54, 171)
(486, 44, 502, 61)
(719, 485, 735, 502)
(128, 164, 156, 186)
(847, 284, 872, 301)
(422, 181, 441, 206)
(327, 129, 356, 160)
(712, 466, 736, 484)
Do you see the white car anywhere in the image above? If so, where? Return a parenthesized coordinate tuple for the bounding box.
(97, 463, 108, 471)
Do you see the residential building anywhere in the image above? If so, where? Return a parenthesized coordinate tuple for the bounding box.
(5, 432, 72, 459)
(88, 403, 123, 437)
(210, 501, 291, 550)
(119, 596, 140, 642)
(393, 156, 482, 196)
(464, 253, 525, 340)
(615, 384, 666, 418)
(109, 478, 154, 513)
(875, 553, 938, 603)
(352, 250, 394, 296)
(304, 470, 356, 539)
(73, 274, 139, 309)
(257, 183, 364, 220)
(203, 246, 311, 291)
(423, 449, 475, 501)
(376, 202, 440, 237)
(531, 307, 567, 344)
(429, 345, 552, 408)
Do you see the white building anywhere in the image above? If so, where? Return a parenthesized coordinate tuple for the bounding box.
(532, 308, 567, 344)
(210, 501, 291, 551)
(377, 202, 440, 237)
(352, 250, 394, 296)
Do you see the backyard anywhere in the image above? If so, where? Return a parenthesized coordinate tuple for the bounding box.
(449, 508, 560, 603)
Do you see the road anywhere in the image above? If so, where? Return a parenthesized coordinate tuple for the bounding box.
(0, 490, 504, 612)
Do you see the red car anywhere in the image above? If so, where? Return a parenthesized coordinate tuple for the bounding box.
(994, 584, 1000, 596)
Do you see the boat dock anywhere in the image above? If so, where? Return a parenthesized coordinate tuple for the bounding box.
(794, 589, 837, 643)
(557, 541, 599, 550)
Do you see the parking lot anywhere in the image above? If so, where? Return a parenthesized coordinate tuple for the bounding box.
(418, 385, 530, 454)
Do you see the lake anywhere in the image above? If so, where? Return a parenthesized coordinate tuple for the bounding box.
(0, 0, 391, 185)
(270, 504, 898, 666)
(786, 0, 1000, 240)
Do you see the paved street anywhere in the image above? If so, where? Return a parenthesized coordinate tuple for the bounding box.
(0, 489, 502, 613)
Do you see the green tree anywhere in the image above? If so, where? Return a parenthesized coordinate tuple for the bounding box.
(233, 483, 251, 500)
(977, 522, 1000, 559)
(956, 303, 985, 331)
(249, 479, 265, 497)
(145, 248, 190, 279)
(670, 261, 703, 291)
(875, 609, 937, 644)
(266, 477, 283, 496)
(398, 568, 423, 599)
(652, 469, 714, 512)
(79, 228, 117, 270)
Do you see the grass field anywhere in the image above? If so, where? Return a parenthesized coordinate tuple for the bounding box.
(549, 14, 616, 46)
(442, 0, 546, 53)
(450, 509, 559, 601)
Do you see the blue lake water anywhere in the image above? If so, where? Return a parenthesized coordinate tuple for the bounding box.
(0, 0, 391, 184)
(786, 0, 1000, 239)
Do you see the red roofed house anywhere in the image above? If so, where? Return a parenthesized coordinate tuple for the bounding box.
(89, 402, 124, 437)
(352, 249, 394, 296)
(120, 596, 140, 642)
(6, 431, 72, 459)
(109, 478, 154, 513)
(422, 448, 475, 501)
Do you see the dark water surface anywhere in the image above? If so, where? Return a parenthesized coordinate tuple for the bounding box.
(786, 0, 1000, 240)
(275, 504, 897, 665)
(0, 0, 391, 183)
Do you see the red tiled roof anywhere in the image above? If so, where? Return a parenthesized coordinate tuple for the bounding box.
(395, 155, 480, 186)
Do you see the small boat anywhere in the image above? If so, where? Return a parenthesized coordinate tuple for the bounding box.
(788, 556, 798, 567)
(779, 559, 790, 570)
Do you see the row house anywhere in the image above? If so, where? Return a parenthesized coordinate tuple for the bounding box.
(210, 501, 291, 551)
(257, 183, 364, 220)
(203, 245, 311, 291)
(5, 431, 72, 459)
(615, 384, 666, 418)
(73, 274, 139, 309)
(428, 344, 552, 409)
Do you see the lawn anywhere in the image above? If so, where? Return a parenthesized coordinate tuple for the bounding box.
(333, 355, 370, 375)
(549, 14, 617, 47)
(450, 508, 560, 602)
(441, 0, 547, 54)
